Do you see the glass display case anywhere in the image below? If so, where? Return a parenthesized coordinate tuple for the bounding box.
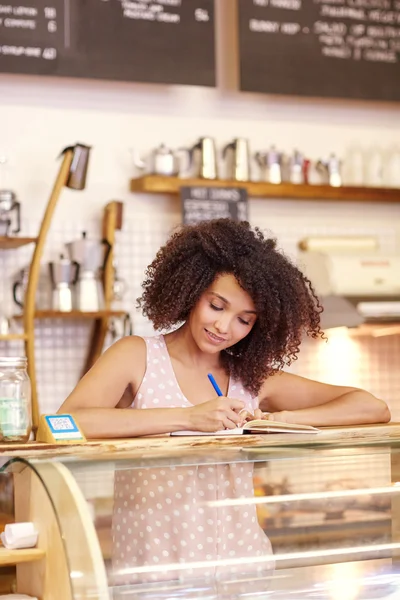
(1, 436, 400, 599)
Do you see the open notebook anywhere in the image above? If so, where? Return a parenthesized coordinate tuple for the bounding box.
(171, 419, 320, 436)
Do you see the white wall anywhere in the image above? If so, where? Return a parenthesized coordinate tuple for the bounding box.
(1, 2, 400, 415)
(2, 72, 400, 226)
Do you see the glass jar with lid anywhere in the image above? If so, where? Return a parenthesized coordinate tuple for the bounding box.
(0, 357, 32, 443)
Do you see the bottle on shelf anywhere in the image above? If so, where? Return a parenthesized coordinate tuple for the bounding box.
(0, 356, 32, 443)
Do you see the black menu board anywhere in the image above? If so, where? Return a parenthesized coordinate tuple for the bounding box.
(238, 0, 400, 102)
(0, 1, 215, 86)
(181, 186, 248, 225)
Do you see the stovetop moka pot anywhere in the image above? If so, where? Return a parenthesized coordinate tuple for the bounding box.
(0, 190, 21, 236)
(65, 232, 111, 312)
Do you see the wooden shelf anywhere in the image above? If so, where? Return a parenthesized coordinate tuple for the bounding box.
(130, 175, 400, 203)
(14, 310, 127, 320)
(0, 547, 45, 566)
(0, 236, 37, 249)
(0, 333, 28, 341)
(348, 323, 400, 337)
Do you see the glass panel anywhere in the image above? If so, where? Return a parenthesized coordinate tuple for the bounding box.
(0, 468, 15, 594)
(0, 458, 74, 599)
(52, 444, 400, 599)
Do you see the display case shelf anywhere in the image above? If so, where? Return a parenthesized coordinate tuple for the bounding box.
(130, 175, 400, 203)
(0, 547, 45, 566)
(0, 236, 38, 249)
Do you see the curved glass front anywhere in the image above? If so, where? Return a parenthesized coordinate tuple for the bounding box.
(0, 458, 75, 600)
(18, 442, 400, 600)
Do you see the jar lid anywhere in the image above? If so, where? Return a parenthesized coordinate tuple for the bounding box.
(0, 356, 27, 368)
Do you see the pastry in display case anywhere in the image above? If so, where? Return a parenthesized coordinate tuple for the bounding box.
(1, 440, 400, 599)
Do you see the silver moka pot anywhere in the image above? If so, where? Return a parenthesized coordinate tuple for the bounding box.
(222, 138, 251, 182)
(0, 190, 20, 236)
(183, 137, 218, 180)
(49, 255, 79, 312)
(65, 232, 111, 312)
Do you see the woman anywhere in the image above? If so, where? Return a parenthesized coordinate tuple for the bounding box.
(59, 218, 389, 434)
(59, 219, 389, 587)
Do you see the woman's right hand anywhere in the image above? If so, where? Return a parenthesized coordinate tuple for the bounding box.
(188, 397, 246, 432)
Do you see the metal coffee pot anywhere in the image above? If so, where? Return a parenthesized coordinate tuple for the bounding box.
(74, 272, 105, 312)
(288, 150, 305, 185)
(65, 232, 111, 312)
(61, 143, 92, 190)
(134, 144, 187, 177)
(12, 266, 50, 310)
(222, 138, 251, 181)
(108, 313, 133, 341)
(255, 146, 283, 184)
(0, 314, 12, 336)
(317, 154, 342, 187)
(0, 155, 21, 236)
(0, 190, 21, 236)
(65, 232, 111, 274)
(112, 261, 127, 303)
(49, 255, 79, 312)
(183, 137, 218, 179)
(12, 267, 30, 309)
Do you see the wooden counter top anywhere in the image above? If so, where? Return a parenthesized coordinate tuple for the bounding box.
(0, 423, 399, 462)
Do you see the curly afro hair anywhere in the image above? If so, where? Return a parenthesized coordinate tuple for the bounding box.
(138, 219, 323, 396)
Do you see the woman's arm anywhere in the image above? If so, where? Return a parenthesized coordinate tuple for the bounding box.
(58, 336, 245, 438)
(258, 372, 390, 426)
(62, 406, 192, 439)
(58, 336, 189, 438)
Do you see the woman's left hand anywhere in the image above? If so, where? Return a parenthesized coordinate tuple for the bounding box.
(265, 410, 294, 423)
(241, 408, 270, 422)
(253, 408, 268, 421)
(238, 408, 294, 425)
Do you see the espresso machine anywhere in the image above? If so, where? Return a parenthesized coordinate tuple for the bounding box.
(49, 255, 79, 312)
(65, 232, 111, 312)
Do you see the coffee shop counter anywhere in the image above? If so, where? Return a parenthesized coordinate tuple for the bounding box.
(1, 423, 400, 600)
(0, 421, 399, 460)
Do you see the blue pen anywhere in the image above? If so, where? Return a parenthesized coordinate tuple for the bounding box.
(208, 373, 223, 397)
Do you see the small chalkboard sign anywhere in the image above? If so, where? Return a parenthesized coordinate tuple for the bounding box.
(181, 186, 248, 225)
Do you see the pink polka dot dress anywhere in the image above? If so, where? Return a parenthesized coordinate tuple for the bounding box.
(112, 335, 274, 586)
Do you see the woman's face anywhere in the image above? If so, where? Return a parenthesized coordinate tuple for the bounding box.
(189, 273, 257, 354)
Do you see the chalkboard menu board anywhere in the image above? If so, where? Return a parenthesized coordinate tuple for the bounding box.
(0, 1, 215, 86)
(181, 186, 248, 225)
(238, 0, 400, 102)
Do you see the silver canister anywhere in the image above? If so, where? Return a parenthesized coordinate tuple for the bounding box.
(0, 356, 32, 443)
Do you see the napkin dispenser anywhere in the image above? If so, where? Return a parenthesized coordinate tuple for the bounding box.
(0, 522, 38, 549)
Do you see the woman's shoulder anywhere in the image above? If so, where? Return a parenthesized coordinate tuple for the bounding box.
(110, 334, 165, 367)
(104, 335, 147, 372)
(105, 335, 149, 393)
(111, 334, 147, 353)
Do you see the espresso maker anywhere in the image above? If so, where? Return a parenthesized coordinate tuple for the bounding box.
(0, 156, 21, 236)
(65, 232, 111, 312)
(49, 255, 79, 312)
